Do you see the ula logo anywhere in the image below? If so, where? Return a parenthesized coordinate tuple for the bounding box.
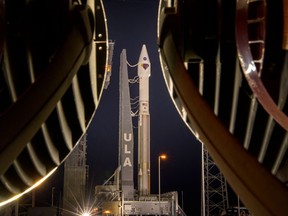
(123, 133, 132, 167)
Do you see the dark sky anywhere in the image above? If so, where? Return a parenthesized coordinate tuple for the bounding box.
(35, 1, 202, 215)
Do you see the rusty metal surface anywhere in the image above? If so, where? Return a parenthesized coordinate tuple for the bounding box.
(236, 0, 288, 131)
(160, 29, 288, 216)
(157, 0, 288, 215)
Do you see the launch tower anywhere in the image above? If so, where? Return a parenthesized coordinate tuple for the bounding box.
(94, 45, 186, 216)
(63, 134, 88, 215)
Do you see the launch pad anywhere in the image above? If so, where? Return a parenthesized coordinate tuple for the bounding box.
(94, 171, 182, 215)
(95, 185, 181, 215)
(94, 45, 186, 216)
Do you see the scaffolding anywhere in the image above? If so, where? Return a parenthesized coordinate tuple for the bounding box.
(202, 144, 229, 216)
(63, 134, 88, 215)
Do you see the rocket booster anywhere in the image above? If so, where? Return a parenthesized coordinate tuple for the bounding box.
(137, 45, 151, 196)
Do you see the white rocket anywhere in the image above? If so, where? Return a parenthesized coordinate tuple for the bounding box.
(137, 44, 151, 196)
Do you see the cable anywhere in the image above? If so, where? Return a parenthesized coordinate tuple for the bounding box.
(127, 61, 138, 67)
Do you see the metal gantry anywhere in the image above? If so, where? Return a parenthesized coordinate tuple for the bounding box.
(63, 134, 88, 215)
(202, 144, 228, 216)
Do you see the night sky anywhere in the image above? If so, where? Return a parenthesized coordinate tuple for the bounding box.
(35, 1, 202, 215)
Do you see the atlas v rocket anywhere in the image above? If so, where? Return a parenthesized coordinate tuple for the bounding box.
(137, 45, 151, 196)
(119, 44, 151, 199)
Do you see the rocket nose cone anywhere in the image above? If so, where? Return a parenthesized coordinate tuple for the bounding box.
(138, 44, 151, 76)
(138, 44, 150, 63)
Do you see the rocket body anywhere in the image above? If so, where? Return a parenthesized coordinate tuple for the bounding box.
(137, 45, 151, 196)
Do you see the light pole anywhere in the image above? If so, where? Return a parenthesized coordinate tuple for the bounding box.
(158, 154, 167, 215)
(51, 187, 55, 207)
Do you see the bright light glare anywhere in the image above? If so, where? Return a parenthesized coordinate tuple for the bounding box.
(0, 167, 57, 207)
(245, 63, 256, 74)
(160, 154, 167, 159)
(82, 213, 90, 216)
